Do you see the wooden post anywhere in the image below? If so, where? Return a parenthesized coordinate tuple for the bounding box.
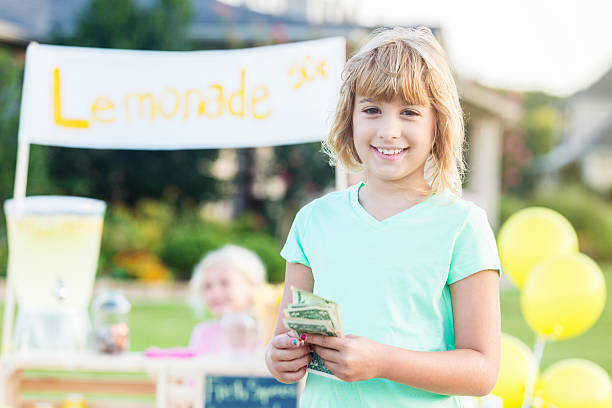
(4, 368, 22, 407)
(335, 164, 348, 191)
(2, 141, 30, 356)
(156, 368, 168, 408)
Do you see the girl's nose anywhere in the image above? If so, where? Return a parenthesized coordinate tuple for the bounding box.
(377, 115, 402, 139)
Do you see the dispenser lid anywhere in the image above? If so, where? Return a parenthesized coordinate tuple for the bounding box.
(4, 195, 106, 216)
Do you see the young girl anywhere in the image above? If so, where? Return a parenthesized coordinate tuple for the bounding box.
(188, 244, 266, 354)
(265, 26, 502, 407)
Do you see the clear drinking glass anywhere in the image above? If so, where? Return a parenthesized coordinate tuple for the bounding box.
(91, 290, 131, 354)
(219, 310, 260, 356)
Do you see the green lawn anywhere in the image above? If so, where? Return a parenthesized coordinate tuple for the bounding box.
(128, 300, 203, 350)
(500, 263, 612, 374)
(132, 264, 612, 375)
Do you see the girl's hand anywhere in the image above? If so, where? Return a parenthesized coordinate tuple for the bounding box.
(304, 333, 382, 382)
(266, 332, 313, 384)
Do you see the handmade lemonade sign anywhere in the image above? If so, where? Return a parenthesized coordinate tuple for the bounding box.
(205, 376, 298, 408)
(18, 38, 345, 149)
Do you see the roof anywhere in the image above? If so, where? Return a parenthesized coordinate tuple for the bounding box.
(574, 62, 612, 98)
(532, 115, 612, 173)
(532, 60, 612, 173)
(0, 0, 90, 43)
(0, 0, 370, 45)
(456, 78, 524, 126)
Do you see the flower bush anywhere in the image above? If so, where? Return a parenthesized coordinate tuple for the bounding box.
(113, 250, 172, 282)
(99, 200, 285, 283)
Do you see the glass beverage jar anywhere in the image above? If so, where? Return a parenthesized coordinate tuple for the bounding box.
(91, 290, 131, 354)
(4, 196, 106, 351)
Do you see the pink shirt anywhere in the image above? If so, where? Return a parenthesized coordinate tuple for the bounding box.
(188, 320, 225, 354)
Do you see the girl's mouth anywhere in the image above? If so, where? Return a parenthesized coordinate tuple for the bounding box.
(371, 146, 409, 161)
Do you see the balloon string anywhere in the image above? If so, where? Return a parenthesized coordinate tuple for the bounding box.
(521, 336, 547, 408)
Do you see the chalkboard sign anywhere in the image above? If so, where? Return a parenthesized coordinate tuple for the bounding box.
(205, 375, 298, 408)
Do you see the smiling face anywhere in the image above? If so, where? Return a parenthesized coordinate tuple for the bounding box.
(201, 264, 254, 317)
(352, 93, 436, 188)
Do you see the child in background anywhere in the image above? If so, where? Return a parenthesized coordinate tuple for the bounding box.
(266, 26, 502, 407)
(188, 244, 266, 354)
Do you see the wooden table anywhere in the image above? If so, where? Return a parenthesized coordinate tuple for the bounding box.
(0, 350, 291, 408)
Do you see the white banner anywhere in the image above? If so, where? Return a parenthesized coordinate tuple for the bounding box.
(18, 38, 345, 149)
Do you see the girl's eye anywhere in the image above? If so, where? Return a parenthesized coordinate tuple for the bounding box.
(363, 108, 418, 116)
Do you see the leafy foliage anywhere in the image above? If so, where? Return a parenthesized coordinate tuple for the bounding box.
(0, 50, 52, 276)
(99, 200, 285, 282)
(48, 0, 222, 205)
(500, 183, 612, 262)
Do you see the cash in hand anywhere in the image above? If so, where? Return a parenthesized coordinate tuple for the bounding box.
(282, 286, 343, 380)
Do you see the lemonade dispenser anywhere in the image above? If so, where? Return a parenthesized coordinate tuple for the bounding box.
(4, 196, 106, 351)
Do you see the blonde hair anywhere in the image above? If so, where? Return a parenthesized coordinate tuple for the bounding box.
(322, 26, 466, 196)
(188, 244, 266, 314)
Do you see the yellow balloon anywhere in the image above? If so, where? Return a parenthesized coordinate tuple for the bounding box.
(491, 334, 536, 408)
(498, 207, 578, 288)
(521, 252, 606, 341)
(536, 359, 612, 408)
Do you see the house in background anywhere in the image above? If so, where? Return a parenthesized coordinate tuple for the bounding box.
(0, 0, 523, 229)
(458, 79, 523, 229)
(533, 65, 612, 193)
(0, 0, 369, 51)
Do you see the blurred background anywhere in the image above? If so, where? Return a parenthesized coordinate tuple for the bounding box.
(0, 0, 611, 399)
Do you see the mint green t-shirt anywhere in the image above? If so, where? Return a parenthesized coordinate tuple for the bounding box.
(280, 181, 502, 408)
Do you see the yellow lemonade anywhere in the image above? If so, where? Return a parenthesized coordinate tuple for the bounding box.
(4, 196, 106, 310)
(7, 214, 103, 309)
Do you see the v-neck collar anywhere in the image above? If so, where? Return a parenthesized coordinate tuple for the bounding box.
(349, 181, 437, 228)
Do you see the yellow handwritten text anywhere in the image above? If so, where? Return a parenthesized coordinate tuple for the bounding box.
(287, 55, 327, 89)
(53, 68, 89, 128)
(53, 67, 272, 129)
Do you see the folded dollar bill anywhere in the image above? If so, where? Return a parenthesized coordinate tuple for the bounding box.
(282, 287, 343, 380)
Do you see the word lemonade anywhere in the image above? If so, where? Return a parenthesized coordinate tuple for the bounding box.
(53, 55, 326, 128)
(283, 287, 343, 380)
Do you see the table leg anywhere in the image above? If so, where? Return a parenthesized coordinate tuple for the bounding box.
(156, 368, 168, 408)
(4, 368, 22, 408)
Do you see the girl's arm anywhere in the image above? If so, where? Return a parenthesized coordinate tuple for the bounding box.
(272, 262, 315, 337)
(381, 269, 501, 395)
(265, 262, 315, 383)
(306, 269, 501, 396)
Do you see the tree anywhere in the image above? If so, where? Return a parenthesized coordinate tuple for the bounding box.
(49, 0, 221, 205)
(0, 51, 51, 201)
(0, 50, 52, 275)
(266, 142, 335, 238)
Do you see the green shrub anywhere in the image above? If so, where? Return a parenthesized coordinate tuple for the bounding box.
(499, 194, 530, 226)
(532, 188, 612, 262)
(159, 222, 285, 283)
(233, 232, 285, 283)
(501, 184, 612, 263)
(102, 200, 174, 254)
(98, 202, 286, 282)
(159, 224, 231, 281)
(0, 240, 6, 277)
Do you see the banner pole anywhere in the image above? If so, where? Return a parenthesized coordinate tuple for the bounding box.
(521, 335, 547, 408)
(2, 141, 30, 356)
(335, 164, 347, 191)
